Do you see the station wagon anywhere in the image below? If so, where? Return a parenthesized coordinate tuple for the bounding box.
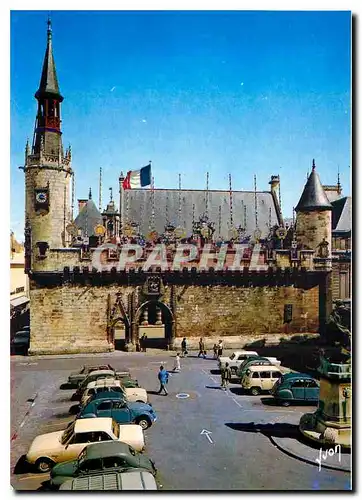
(241, 366, 283, 395)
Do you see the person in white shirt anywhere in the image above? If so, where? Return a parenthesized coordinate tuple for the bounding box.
(217, 339, 224, 357)
(173, 353, 181, 372)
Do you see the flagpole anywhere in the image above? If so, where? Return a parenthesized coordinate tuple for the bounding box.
(229, 174, 233, 228)
(119, 171, 125, 236)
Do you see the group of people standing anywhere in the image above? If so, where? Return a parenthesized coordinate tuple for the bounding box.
(179, 337, 224, 359)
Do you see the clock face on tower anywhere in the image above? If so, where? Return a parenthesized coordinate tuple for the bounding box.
(35, 192, 48, 203)
(34, 188, 50, 211)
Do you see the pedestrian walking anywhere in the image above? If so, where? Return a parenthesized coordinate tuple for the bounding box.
(181, 337, 188, 357)
(141, 333, 147, 352)
(213, 344, 218, 359)
(221, 362, 232, 390)
(173, 353, 181, 372)
(157, 365, 169, 395)
(217, 339, 224, 358)
(198, 338, 205, 358)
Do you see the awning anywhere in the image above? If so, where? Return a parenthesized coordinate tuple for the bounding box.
(10, 296, 30, 309)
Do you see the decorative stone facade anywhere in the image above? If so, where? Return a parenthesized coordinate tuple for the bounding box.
(28, 278, 320, 355)
(22, 22, 338, 355)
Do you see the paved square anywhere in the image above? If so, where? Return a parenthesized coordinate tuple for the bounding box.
(11, 352, 351, 491)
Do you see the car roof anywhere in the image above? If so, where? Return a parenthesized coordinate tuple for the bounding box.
(87, 379, 122, 389)
(244, 357, 270, 363)
(233, 350, 258, 355)
(85, 365, 110, 370)
(60, 470, 156, 490)
(281, 372, 315, 380)
(83, 370, 116, 382)
(74, 417, 113, 433)
(246, 365, 282, 372)
(84, 441, 131, 460)
(91, 391, 125, 402)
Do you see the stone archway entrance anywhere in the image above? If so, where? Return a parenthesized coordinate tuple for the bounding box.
(109, 317, 130, 351)
(134, 300, 175, 349)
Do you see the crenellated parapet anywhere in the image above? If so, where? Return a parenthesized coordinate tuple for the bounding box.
(28, 242, 333, 275)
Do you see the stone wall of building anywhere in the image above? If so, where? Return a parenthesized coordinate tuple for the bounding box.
(29, 284, 132, 355)
(295, 210, 332, 254)
(174, 284, 319, 338)
(25, 163, 72, 263)
(28, 279, 319, 355)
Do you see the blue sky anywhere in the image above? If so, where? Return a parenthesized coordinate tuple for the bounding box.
(10, 10, 351, 240)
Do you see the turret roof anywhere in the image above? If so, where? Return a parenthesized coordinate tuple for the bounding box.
(295, 160, 332, 212)
(35, 18, 63, 100)
(74, 199, 103, 237)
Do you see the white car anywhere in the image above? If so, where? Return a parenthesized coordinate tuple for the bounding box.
(218, 350, 259, 373)
(26, 417, 145, 473)
(80, 378, 148, 407)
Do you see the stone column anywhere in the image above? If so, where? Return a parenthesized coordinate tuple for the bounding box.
(319, 272, 333, 338)
(168, 285, 177, 350)
(141, 306, 149, 325)
(155, 307, 162, 325)
(127, 290, 137, 351)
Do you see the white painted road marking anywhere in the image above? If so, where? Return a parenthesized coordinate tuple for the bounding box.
(176, 393, 190, 399)
(200, 429, 213, 444)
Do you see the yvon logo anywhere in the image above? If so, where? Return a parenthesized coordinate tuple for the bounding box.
(315, 445, 341, 471)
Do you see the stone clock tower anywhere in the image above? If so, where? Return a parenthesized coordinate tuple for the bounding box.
(24, 19, 72, 271)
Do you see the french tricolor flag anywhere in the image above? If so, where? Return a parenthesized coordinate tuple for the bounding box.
(122, 164, 152, 190)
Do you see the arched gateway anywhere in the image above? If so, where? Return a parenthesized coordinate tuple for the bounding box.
(134, 300, 175, 349)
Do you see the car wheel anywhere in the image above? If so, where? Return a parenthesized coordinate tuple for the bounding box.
(250, 387, 261, 396)
(36, 457, 54, 473)
(136, 417, 151, 430)
(281, 400, 291, 407)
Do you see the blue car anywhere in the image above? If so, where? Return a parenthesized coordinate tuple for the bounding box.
(271, 372, 319, 406)
(78, 392, 157, 430)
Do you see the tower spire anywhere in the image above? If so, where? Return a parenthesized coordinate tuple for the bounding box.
(295, 160, 332, 212)
(32, 19, 63, 157)
(36, 17, 63, 101)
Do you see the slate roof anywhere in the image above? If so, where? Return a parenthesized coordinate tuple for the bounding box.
(74, 199, 103, 237)
(295, 165, 332, 212)
(331, 196, 351, 233)
(124, 188, 280, 239)
(35, 20, 63, 100)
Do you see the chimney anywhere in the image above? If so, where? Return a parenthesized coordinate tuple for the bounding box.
(78, 199, 88, 213)
(269, 175, 280, 193)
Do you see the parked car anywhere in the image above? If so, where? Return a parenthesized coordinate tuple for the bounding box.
(11, 330, 30, 354)
(80, 378, 148, 408)
(67, 365, 131, 387)
(218, 350, 259, 373)
(59, 470, 158, 491)
(241, 365, 283, 395)
(78, 392, 157, 430)
(236, 357, 274, 381)
(271, 372, 320, 406)
(50, 441, 156, 487)
(25, 417, 145, 472)
(73, 370, 139, 400)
